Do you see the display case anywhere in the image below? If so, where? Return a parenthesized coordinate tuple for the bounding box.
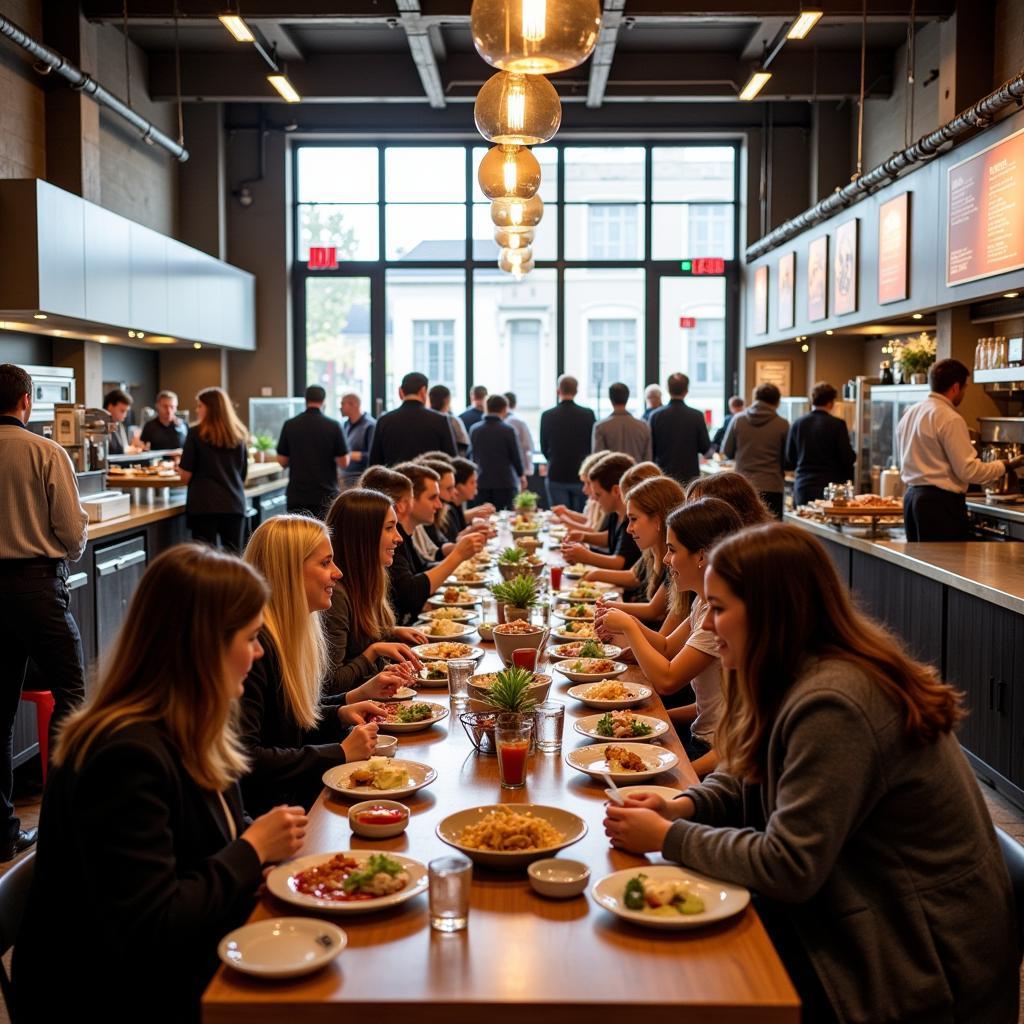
(866, 384, 929, 482)
(248, 397, 305, 446)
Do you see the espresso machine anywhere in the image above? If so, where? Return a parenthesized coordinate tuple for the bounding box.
(53, 404, 112, 473)
(978, 417, 1024, 500)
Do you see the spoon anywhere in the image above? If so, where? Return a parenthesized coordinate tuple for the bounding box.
(602, 771, 625, 806)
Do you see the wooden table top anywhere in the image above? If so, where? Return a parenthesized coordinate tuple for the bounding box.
(203, 521, 799, 1024)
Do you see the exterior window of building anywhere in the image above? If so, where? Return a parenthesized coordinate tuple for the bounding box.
(413, 319, 456, 388)
(587, 205, 639, 260)
(587, 319, 637, 402)
(687, 205, 732, 259)
(690, 320, 725, 385)
(508, 320, 542, 408)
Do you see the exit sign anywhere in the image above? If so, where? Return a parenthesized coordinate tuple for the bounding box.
(680, 258, 726, 275)
(679, 317, 697, 328)
(309, 246, 338, 269)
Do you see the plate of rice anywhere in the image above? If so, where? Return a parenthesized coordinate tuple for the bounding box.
(565, 680, 652, 710)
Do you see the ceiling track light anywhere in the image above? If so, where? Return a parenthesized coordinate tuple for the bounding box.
(739, 70, 772, 101)
(218, 14, 255, 43)
(268, 73, 301, 103)
(787, 9, 823, 40)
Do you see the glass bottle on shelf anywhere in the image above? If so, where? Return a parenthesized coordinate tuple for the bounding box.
(974, 337, 984, 369)
(999, 337, 1009, 369)
(880, 360, 894, 385)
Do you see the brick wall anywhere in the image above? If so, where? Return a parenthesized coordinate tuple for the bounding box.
(0, 0, 45, 180)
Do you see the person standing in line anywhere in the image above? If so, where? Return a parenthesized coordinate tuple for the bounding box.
(649, 373, 712, 484)
(711, 395, 745, 452)
(721, 382, 789, 519)
(897, 359, 1023, 541)
(467, 394, 525, 511)
(139, 390, 187, 450)
(539, 374, 596, 513)
(0, 364, 88, 860)
(503, 391, 535, 478)
(786, 382, 856, 507)
(429, 384, 470, 456)
(642, 384, 663, 422)
(178, 387, 249, 552)
(103, 387, 134, 455)
(459, 385, 488, 432)
(340, 391, 375, 490)
(368, 372, 456, 465)
(276, 385, 349, 517)
(592, 382, 652, 463)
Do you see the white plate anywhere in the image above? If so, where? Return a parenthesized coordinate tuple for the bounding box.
(412, 643, 485, 662)
(267, 851, 429, 914)
(387, 686, 418, 701)
(554, 659, 629, 684)
(375, 701, 449, 733)
(428, 593, 481, 608)
(559, 580, 615, 593)
(573, 712, 669, 744)
(445, 574, 492, 588)
(322, 758, 437, 800)
(554, 607, 596, 624)
(551, 624, 599, 642)
(565, 682, 653, 710)
(558, 590, 621, 605)
(416, 665, 450, 687)
(547, 642, 623, 661)
(436, 804, 587, 869)
(563, 565, 589, 578)
(591, 864, 750, 930)
(616, 784, 685, 802)
(565, 742, 678, 782)
(218, 918, 346, 978)
(415, 623, 478, 641)
(420, 608, 476, 623)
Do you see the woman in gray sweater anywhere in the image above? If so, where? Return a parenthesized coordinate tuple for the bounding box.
(605, 522, 1018, 1024)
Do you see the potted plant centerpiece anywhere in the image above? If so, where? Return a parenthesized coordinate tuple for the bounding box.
(514, 490, 539, 512)
(491, 574, 539, 623)
(498, 546, 544, 580)
(461, 667, 545, 754)
(252, 433, 275, 464)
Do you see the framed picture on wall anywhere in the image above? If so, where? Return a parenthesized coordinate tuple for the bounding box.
(878, 192, 910, 304)
(777, 251, 795, 331)
(807, 235, 828, 322)
(833, 218, 858, 316)
(754, 359, 792, 397)
(753, 265, 769, 334)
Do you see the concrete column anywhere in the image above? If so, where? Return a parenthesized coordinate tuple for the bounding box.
(178, 103, 226, 259)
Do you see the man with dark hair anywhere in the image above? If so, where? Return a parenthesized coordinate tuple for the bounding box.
(539, 374, 596, 512)
(711, 395, 745, 452)
(561, 452, 641, 571)
(368, 374, 457, 466)
(503, 392, 535, 477)
(468, 394, 525, 511)
(103, 387, 134, 455)
(649, 372, 712, 483)
(0, 364, 88, 860)
(276, 384, 349, 515)
(460, 385, 488, 432)
(721, 382, 789, 519)
(897, 358, 1024, 541)
(786, 381, 856, 507)
(139, 390, 187, 450)
(429, 384, 470, 456)
(340, 392, 375, 489)
(592, 382, 651, 463)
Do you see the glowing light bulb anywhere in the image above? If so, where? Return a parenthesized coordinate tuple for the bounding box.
(510, 201, 524, 226)
(503, 150, 518, 194)
(506, 78, 526, 135)
(522, 0, 547, 43)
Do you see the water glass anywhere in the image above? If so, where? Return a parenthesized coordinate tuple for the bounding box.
(447, 658, 474, 707)
(496, 715, 533, 789)
(535, 700, 565, 753)
(429, 854, 472, 932)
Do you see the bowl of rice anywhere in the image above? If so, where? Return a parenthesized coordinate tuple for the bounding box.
(436, 804, 587, 869)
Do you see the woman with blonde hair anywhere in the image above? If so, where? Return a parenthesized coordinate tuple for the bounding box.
(178, 386, 250, 552)
(605, 523, 1018, 1023)
(240, 515, 388, 816)
(13, 544, 308, 1023)
(324, 488, 429, 694)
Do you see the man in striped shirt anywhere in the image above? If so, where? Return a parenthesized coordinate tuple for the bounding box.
(0, 364, 88, 860)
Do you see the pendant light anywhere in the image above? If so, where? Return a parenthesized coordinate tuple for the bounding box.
(475, 71, 561, 146)
(494, 226, 535, 250)
(499, 245, 535, 274)
(478, 145, 542, 200)
(491, 194, 544, 229)
(471, 0, 601, 74)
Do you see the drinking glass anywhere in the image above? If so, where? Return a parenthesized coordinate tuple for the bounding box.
(534, 700, 565, 753)
(511, 648, 538, 671)
(447, 658, 474, 707)
(495, 715, 533, 789)
(429, 854, 472, 932)
(550, 565, 563, 591)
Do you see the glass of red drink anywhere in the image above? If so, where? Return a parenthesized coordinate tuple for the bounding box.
(495, 715, 533, 789)
(550, 565, 563, 591)
(511, 647, 538, 671)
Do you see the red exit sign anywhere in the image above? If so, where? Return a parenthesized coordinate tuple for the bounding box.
(308, 246, 338, 269)
(679, 317, 697, 329)
(680, 258, 726, 275)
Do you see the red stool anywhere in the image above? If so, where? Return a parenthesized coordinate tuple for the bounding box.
(20, 691, 55, 783)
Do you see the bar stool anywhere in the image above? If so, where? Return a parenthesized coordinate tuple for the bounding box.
(20, 691, 55, 783)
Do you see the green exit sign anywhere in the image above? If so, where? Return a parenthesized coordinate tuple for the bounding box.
(680, 260, 692, 272)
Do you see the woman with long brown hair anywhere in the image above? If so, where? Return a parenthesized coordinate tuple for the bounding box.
(323, 488, 428, 694)
(178, 386, 250, 552)
(683, 470, 772, 526)
(605, 523, 1018, 1023)
(13, 545, 308, 1023)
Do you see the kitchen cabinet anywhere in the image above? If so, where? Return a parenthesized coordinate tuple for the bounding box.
(66, 566, 96, 671)
(817, 535, 852, 587)
(94, 535, 147, 657)
(255, 487, 288, 526)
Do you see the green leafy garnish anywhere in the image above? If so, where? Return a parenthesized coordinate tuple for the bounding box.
(342, 854, 403, 893)
(595, 713, 614, 737)
(578, 640, 604, 658)
(624, 875, 646, 910)
(395, 703, 433, 723)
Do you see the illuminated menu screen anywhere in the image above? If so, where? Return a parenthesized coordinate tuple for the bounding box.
(947, 128, 1024, 286)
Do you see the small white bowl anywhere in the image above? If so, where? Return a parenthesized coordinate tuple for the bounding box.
(528, 858, 590, 898)
(374, 735, 398, 758)
(347, 799, 410, 839)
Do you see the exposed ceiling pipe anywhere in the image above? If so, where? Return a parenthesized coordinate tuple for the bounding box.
(0, 12, 188, 162)
(745, 68, 1024, 262)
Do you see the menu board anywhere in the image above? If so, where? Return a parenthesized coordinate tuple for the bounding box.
(807, 235, 828, 321)
(947, 127, 1024, 286)
(777, 251, 795, 330)
(833, 218, 858, 315)
(754, 360, 791, 397)
(877, 192, 910, 304)
(753, 265, 769, 334)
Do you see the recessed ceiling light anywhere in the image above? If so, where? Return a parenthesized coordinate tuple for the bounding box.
(801, 343, 809, 352)
(268, 74, 301, 103)
(912, 313, 923, 319)
(739, 71, 772, 101)
(218, 14, 254, 42)
(193, 342, 203, 350)
(1004, 292, 1020, 299)
(787, 10, 823, 40)
(33, 313, 47, 320)
(825, 329, 834, 335)
(128, 330, 136, 337)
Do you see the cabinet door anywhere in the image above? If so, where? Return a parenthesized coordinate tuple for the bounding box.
(817, 537, 851, 588)
(95, 537, 147, 657)
(66, 567, 96, 670)
(947, 589, 1016, 781)
(258, 489, 288, 523)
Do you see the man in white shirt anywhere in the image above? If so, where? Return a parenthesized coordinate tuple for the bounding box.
(896, 359, 1024, 541)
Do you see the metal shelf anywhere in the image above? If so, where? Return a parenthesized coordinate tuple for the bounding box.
(974, 368, 1024, 385)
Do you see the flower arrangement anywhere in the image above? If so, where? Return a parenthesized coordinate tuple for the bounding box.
(895, 333, 936, 376)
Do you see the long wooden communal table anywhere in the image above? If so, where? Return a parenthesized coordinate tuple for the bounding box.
(203, 523, 799, 1024)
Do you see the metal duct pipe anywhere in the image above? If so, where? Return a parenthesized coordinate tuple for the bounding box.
(745, 69, 1024, 262)
(0, 13, 188, 162)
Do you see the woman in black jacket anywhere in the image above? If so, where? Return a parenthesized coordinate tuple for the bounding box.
(13, 544, 308, 1023)
(240, 515, 386, 816)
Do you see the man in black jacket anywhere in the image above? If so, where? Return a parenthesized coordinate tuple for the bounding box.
(276, 385, 349, 516)
(468, 394, 525, 510)
(539, 375, 596, 512)
(786, 381, 857, 506)
(368, 372, 457, 466)
(650, 372, 712, 483)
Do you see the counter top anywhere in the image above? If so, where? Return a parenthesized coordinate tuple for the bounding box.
(787, 513, 1024, 614)
(966, 498, 1024, 526)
